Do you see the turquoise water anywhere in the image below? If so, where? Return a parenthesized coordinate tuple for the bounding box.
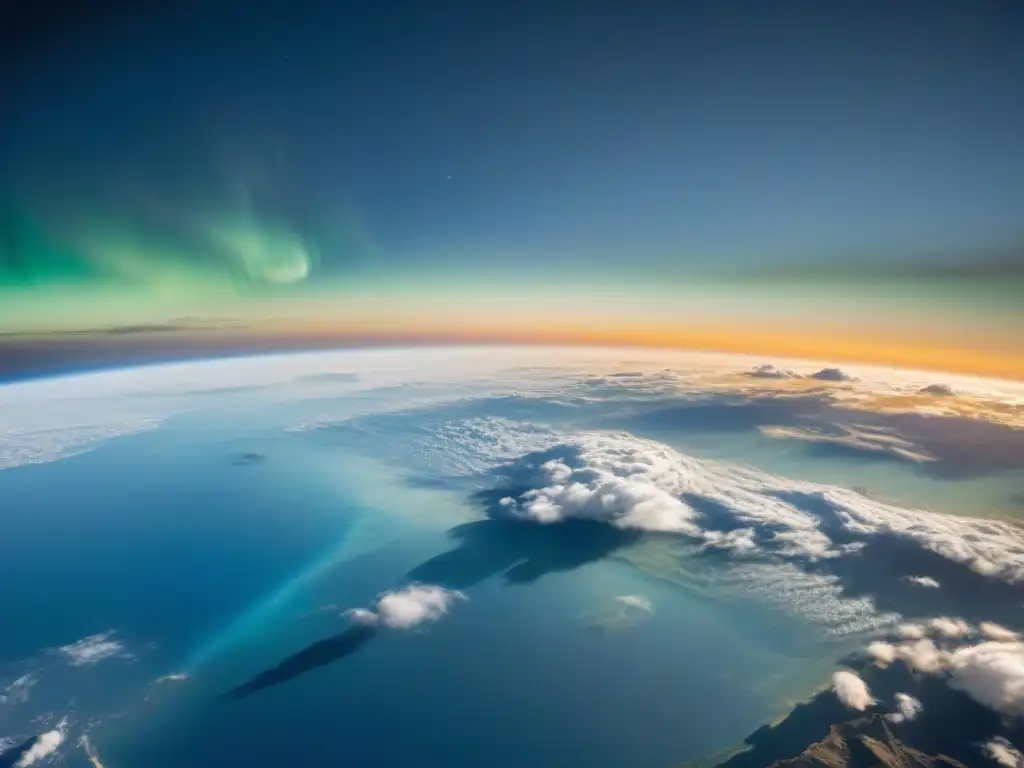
(0, 410, 834, 767)
(3, 379, 1017, 767)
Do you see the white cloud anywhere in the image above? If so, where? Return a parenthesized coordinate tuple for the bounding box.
(929, 617, 973, 638)
(347, 608, 380, 626)
(503, 454, 703, 535)
(981, 622, 1021, 642)
(539, 458, 573, 483)
(16, 729, 64, 767)
(833, 670, 873, 711)
(905, 575, 940, 588)
(477, 425, 1024, 585)
(701, 528, 757, 554)
(57, 631, 127, 666)
(0, 674, 37, 706)
(747, 365, 800, 380)
(898, 623, 928, 639)
(615, 595, 653, 612)
(863, 632, 1024, 720)
(80, 734, 107, 768)
(867, 641, 898, 667)
(0, 417, 164, 472)
(154, 673, 189, 684)
(900, 639, 951, 674)
(349, 585, 465, 630)
(760, 424, 935, 464)
(886, 692, 922, 723)
(948, 641, 1024, 718)
(985, 737, 1024, 767)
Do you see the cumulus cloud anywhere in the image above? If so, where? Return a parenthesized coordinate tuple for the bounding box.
(348, 585, 465, 630)
(615, 595, 653, 612)
(905, 575, 941, 588)
(985, 737, 1024, 767)
(16, 728, 64, 767)
(981, 623, 1021, 642)
(948, 641, 1024, 718)
(499, 455, 704, 535)
(868, 641, 898, 667)
(862, 629, 1024, 720)
(810, 368, 855, 382)
(539, 458, 573, 483)
(868, 638, 949, 674)
(57, 632, 127, 666)
(898, 623, 928, 639)
(929, 617, 973, 638)
(701, 527, 757, 554)
(393, 417, 1023, 645)
(833, 670, 874, 711)
(747, 364, 800, 380)
(900, 639, 952, 674)
(886, 692, 923, 723)
(478, 426, 1024, 586)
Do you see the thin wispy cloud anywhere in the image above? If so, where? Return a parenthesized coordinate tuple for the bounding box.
(57, 632, 128, 667)
(615, 595, 653, 613)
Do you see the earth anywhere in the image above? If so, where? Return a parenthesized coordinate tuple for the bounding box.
(1, 346, 1023, 767)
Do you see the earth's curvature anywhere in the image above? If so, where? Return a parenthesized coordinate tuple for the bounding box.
(1, 346, 1023, 767)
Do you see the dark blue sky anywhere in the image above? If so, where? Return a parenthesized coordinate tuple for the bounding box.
(2, 0, 1023, 281)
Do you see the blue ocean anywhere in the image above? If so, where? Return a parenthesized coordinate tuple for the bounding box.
(0, 405, 837, 767)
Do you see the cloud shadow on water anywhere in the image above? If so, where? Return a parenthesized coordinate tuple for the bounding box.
(813, 531, 1024, 630)
(612, 395, 830, 435)
(221, 624, 377, 702)
(222, 450, 642, 703)
(0, 737, 35, 767)
(408, 447, 646, 588)
(408, 516, 643, 589)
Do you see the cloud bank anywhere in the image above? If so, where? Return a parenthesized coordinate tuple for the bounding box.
(349, 585, 465, 630)
(478, 425, 1024, 586)
(0, 418, 164, 472)
(866, 623, 1024, 720)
